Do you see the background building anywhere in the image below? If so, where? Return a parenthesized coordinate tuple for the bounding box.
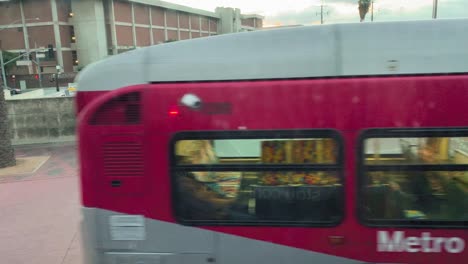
(0, 0, 263, 88)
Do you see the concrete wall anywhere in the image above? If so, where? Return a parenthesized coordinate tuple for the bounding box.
(71, 0, 108, 66)
(6, 73, 77, 90)
(215, 7, 240, 34)
(6, 97, 75, 145)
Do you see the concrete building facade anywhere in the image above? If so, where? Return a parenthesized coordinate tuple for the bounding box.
(0, 0, 75, 75)
(0, 0, 263, 79)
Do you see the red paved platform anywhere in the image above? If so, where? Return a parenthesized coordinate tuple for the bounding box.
(0, 143, 83, 264)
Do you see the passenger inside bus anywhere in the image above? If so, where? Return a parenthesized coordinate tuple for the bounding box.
(174, 137, 344, 223)
(174, 140, 253, 221)
(363, 137, 468, 222)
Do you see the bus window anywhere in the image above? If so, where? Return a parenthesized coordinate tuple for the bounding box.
(359, 129, 468, 227)
(171, 130, 343, 226)
(364, 137, 468, 165)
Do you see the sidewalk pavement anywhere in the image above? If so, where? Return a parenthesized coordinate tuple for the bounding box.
(0, 143, 83, 264)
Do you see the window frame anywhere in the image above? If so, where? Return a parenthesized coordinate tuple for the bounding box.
(357, 127, 468, 229)
(170, 129, 345, 227)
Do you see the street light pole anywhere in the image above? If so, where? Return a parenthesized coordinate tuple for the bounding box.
(55, 65, 61, 92)
(0, 50, 8, 89)
(433, 0, 438, 19)
(1, 48, 44, 90)
(34, 42, 43, 88)
(1, 17, 40, 89)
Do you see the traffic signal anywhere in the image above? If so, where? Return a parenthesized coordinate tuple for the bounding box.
(48, 44, 54, 59)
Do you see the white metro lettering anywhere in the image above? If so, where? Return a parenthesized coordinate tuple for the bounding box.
(377, 231, 465, 253)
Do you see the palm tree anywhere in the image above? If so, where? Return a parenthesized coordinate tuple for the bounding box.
(358, 0, 371, 22)
(0, 81, 15, 168)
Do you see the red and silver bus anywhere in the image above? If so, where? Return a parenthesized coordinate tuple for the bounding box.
(76, 19, 468, 264)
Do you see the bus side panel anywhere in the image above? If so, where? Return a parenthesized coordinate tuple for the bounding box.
(78, 85, 217, 262)
(79, 76, 468, 264)
(147, 76, 468, 135)
(76, 91, 108, 114)
(142, 76, 468, 264)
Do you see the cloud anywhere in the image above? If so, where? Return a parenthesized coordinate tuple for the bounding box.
(264, 2, 360, 25)
(264, 0, 468, 25)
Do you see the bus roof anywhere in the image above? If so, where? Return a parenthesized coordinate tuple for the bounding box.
(76, 19, 468, 92)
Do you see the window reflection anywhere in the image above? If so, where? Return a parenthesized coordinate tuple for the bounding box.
(175, 170, 342, 222)
(364, 137, 468, 165)
(363, 171, 468, 221)
(362, 134, 468, 224)
(173, 134, 343, 224)
(175, 138, 338, 165)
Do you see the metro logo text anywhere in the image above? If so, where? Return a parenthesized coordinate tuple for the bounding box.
(377, 231, 465, 253)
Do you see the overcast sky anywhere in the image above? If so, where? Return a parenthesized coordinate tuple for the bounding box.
(164, 0, 468, 26)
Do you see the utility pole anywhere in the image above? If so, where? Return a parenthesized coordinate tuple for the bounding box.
(315, 1, 329, 24)
(371, 1, 374, 22)
(432, 0, 438, 19)
(320, 4, 323, 24)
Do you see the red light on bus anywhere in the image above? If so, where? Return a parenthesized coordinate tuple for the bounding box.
(169, 106, 179, 116)
(328, 236, 345, 245)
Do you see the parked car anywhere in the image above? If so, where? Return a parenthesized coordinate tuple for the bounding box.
(8, 87, 22, 95)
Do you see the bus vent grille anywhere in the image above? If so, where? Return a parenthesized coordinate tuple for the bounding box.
(90, 92, 141, 125)
(103, 141, 144, 177)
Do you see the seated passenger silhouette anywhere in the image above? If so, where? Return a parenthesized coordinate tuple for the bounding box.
(175, 140, 250, 220)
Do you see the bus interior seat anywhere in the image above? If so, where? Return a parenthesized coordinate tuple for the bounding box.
(363, 185, 391, 219)
(254, 186, 341, 221)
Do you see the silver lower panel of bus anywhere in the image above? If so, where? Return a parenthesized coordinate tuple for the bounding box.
(81, 207, 361, 264)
